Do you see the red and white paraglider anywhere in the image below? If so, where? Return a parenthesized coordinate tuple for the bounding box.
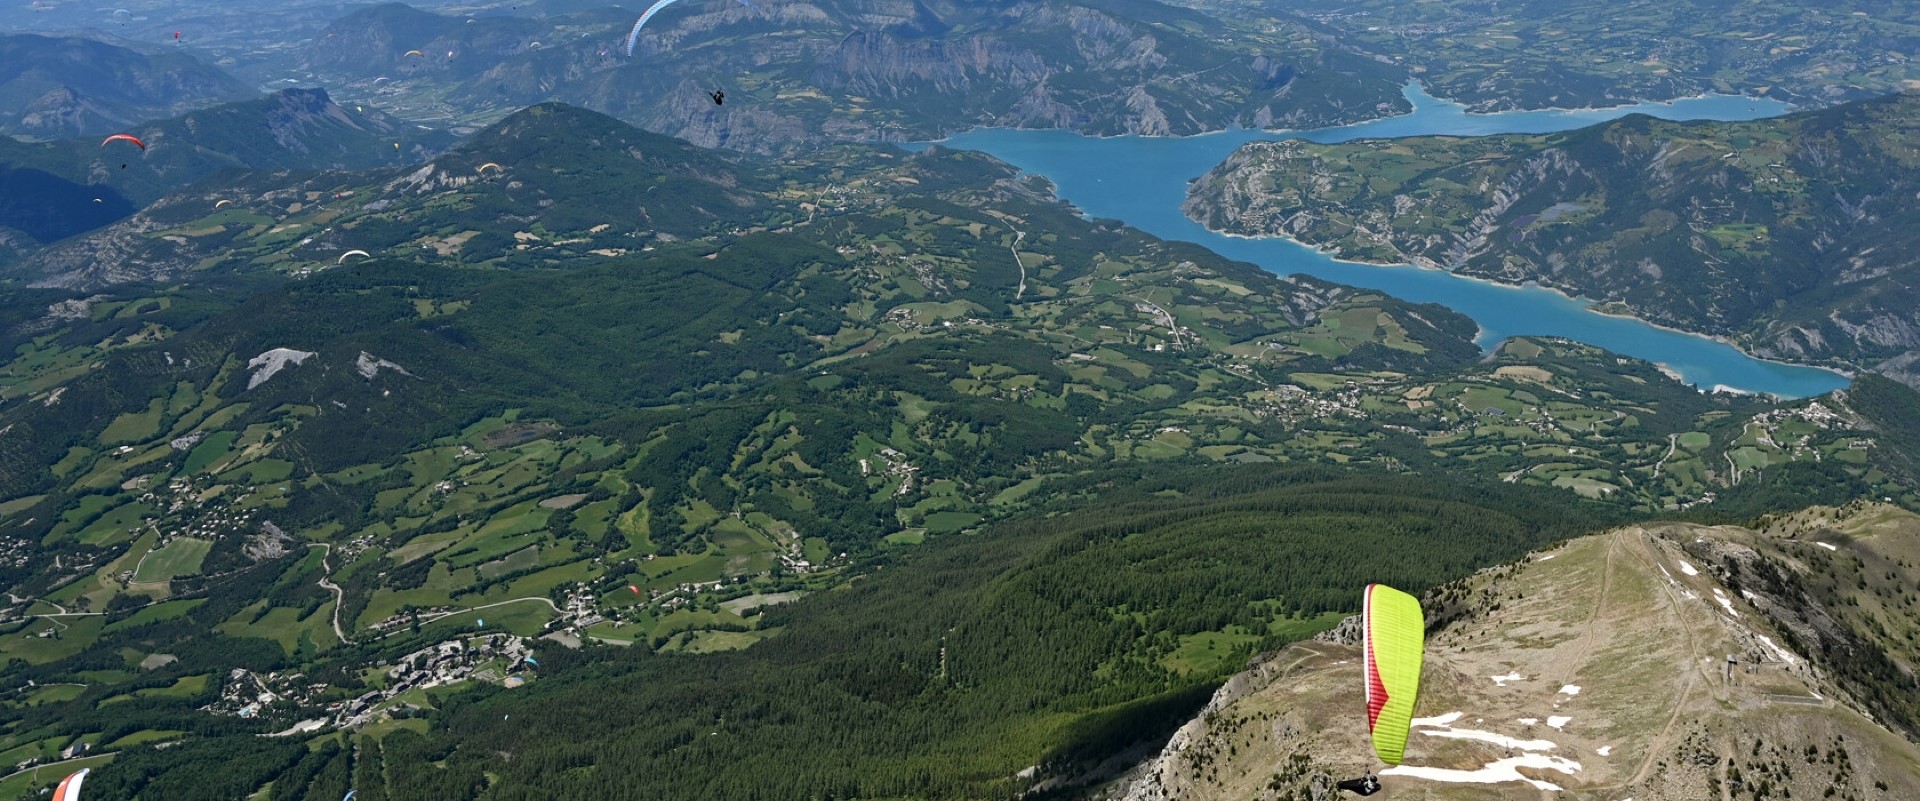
(53, 769, 88, 801)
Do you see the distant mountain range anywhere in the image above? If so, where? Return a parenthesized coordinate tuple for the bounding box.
(1185, 93, 1920, 383)
(0, 33, 253, 140)
(1215, 0, 1920, 112)
(301, 0, 1409, 152)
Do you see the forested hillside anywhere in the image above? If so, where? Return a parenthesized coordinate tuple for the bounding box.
(65, 466, 1628, 801)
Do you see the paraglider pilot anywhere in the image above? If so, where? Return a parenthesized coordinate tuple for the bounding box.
(709, 89, 725, 106)
(1336, 774, 1381, 796)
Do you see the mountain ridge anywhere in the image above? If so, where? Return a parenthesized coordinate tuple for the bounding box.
(299, 0, 1408, 152)
(0, 33, 254, 139)
(1115, 505, 1920, 800)
(0, 86, 455, 278)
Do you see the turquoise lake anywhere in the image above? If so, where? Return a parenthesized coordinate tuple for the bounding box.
(925, 83, 1851, 399)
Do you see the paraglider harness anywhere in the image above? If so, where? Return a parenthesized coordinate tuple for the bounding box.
(1336, 774, 1381, 796)
(709, 89, 725, 106)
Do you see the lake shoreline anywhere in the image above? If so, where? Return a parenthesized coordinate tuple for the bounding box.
(932, 87, 1849, 399)
(1193, 216, 1855, 392)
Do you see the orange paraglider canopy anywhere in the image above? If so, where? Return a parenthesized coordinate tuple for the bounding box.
(101, 133, 146, 150)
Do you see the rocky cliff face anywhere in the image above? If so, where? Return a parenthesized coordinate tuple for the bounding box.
(1106, 510, 1920, 801)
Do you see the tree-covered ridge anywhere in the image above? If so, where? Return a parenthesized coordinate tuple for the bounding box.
(1183, 0, 1920, 112)
(1185, 93, 1920, 373)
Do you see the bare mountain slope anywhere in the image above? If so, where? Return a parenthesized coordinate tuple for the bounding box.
(1116, 506, 1920, 800)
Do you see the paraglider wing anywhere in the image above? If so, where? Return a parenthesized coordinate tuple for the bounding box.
(338, 249, 372, 264)
(476, 162, 504, 174)
(627, 584, 642, 594)
(403, 49, 426, 57)
(101, 133, 146, 151)
(342, 791, 356, 801)
(52, 769, 88, 801)
(625, 0, 756, 56)
(214, 199, 234, 208)
(1362, 583, 1424, 767)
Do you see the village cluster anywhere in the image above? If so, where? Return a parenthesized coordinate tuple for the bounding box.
(201, 634, 538, 731)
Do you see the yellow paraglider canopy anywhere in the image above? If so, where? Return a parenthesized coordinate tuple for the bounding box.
(1363, 583, 1424, 766)
(476, 162, 504, 174)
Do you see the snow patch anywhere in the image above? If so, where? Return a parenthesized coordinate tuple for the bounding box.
(1547, 716, 1572, 730)
(1677, 560, 1699, 576)
(1557, 685, 1581, 696)
(1517, 717, 1539, 725)
(248, 348, 317, 389)
(1419, 726, 1560, 752)
(1755, 634, 1799, 665)
(1712, 587, 1740, 617)
(1411, 712, 1465, 727)
(1490, 671, 1525, 687)
(1816, 541, 1838, 551)
(1597, 745, 1613, 756)
(1383, 754, 1582, 792)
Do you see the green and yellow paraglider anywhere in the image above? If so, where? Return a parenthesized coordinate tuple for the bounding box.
(1340, 583, 1423, 796)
